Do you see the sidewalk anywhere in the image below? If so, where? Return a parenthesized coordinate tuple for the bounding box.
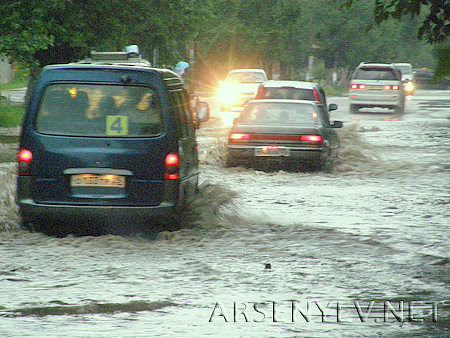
(0, 87, 27, 104)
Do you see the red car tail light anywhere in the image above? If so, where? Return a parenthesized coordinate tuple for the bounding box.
(384, 85, 399, 90)
(300, 135, 323, 143)
(164, 153, 179, 180)
(351, 84, 366, 89)
(229, 133, 250, 141)
(255, 85, 265, 99)
(18, 149, 33, 176)
(313, 88, 321, 103)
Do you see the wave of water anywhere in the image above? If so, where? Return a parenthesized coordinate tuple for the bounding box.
(157, 181, 242, 241)
(3, 300, 174, 318)
(0, 167, 240, 236)
(197, 124, 413, 175)
(0, 163, 19, 232)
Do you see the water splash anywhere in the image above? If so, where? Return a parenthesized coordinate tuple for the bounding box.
(0, 163, 19, 232)
(198, 133, 228, 166)
(157, 181, 241, 241)
(333, 124, 414, 174)
(197, 124, 396, 174)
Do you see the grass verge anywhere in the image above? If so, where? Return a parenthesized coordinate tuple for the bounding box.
(0, 102, 25, 127)
(0, 63, 29, 91)
(322, 84, 348, 96)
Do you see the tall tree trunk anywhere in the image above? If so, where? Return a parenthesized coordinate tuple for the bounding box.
(338, 67, 350, 87)
(280, 62, 288, 80)
(24, 65, 42, 106)
(266, 62, 273, 80)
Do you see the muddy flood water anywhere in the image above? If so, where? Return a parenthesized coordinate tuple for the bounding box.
(0, 91, 448, 337)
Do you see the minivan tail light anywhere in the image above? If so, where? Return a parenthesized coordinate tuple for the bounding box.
(164, 153, 179, 180)
(18, 149, 33, 176)
(300, 135, 323, 143)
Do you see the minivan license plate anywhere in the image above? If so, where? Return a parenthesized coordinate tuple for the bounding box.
(71, 174, 125, 188)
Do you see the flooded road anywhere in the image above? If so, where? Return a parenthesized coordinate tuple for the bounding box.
(0, 90, 448, 337)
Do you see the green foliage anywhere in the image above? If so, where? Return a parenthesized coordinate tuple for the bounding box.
(0, 0, 216, 67)
(434, 41, 450, 76)
(322, 85, 348, 96)
(0, 102, 25, 127)
(0, 64, 29, 91)
(343, 0, 449, 43)
(312, 60, 327, 82)
(0, 0, 443, 83)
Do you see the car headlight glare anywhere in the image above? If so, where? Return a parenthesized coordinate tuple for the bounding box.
(217, 84, 238, 104)
(405, 82, 414, 92)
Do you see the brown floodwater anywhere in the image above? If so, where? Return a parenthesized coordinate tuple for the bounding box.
(0, 91, 448, 337)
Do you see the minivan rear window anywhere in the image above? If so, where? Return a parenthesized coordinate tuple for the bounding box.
(353, 68, 398, 80)
(226, 72, 266, 83)
(239, 102, 319, 126)
(261, 88, 315, 101)
(36, 84, 162, 137)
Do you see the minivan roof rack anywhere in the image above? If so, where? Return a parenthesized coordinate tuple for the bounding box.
(358, 62, 395, 66)
(78, 45, 152, 67)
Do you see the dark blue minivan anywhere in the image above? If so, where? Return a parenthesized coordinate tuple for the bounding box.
(16, 55, 209, 235)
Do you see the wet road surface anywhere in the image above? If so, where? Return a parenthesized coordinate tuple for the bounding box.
(0, 90, 448, 337)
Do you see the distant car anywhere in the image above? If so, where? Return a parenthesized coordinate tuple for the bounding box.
(225, 99, 343, 170)
(412, 67, 434, 85)
(16, 47, 210, 236)
(394, 63, 415, 95)
(217, 69, 268, 111)
(255, 80, 338, 122)
(349, 63, 405, 113)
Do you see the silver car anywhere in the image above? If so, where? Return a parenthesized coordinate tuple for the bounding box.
(349, 63, 405, 113)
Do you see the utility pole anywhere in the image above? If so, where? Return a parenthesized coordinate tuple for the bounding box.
(306, 0, 314, 81)
(188, 38, 197, 94)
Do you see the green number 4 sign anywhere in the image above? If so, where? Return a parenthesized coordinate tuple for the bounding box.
(106, 115, 129, 136)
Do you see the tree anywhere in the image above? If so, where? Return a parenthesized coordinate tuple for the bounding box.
(342, 0, 449, 43)
(0, 0, 214, 68)
(0, 0, 442, 86)
(0, 0, 135, 67)
(342, 0, 449, 76)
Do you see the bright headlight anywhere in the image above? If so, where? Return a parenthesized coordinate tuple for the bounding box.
(405, 82, 414, 92)
(217, 84, 238, 104)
